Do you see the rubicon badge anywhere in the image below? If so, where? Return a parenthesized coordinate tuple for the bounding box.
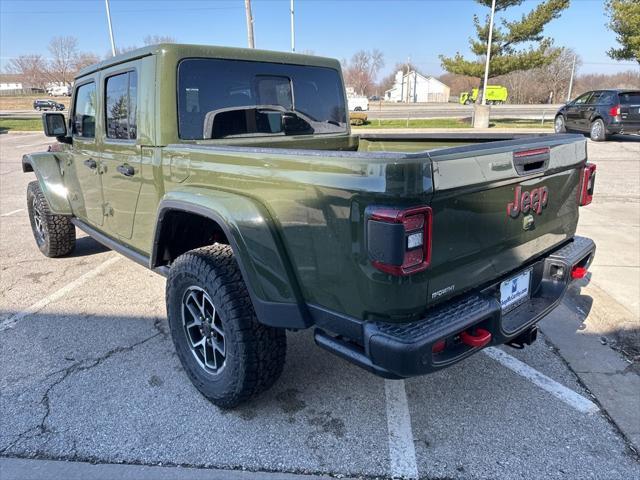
(507, 185, 548, 218)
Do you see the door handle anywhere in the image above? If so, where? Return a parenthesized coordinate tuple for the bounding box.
(116, 164, 135, 177)
(84, 158, 97, 169)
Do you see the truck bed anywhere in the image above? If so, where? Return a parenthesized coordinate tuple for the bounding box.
(159, 133, 587, 323)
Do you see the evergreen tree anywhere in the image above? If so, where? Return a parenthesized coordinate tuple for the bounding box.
(605, 0, 640, 63)
(440, 0, 570, 84)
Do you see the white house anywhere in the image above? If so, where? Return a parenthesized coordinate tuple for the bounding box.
(385, 70, 450, 103)
(0, 74, 23, 92)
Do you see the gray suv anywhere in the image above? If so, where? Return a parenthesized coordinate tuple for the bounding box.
(554, 90, 640, 141)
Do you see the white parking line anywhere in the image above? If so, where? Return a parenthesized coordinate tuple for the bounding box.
(483, 347, 599, 414)
(0, 256, 121, 333)
(385, 379, 419, 479)
(0, 209, 23, 217)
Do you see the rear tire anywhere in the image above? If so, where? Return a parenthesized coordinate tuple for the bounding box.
(590, 118, 607, 141)
(166, 244, 286, 408)
(27, 181, 75, 257)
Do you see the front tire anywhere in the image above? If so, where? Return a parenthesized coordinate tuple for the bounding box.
(27, 181, 75, 257)
(590, 118, 607, 141)
(554, 115, 567, 133)
(166, 244, 286, 408)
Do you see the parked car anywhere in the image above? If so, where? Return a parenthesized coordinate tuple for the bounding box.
(459, 86, 508, 105)
(369, 95, 382, 101)
(554, 89, 640, 141)
(33, 99, 65, 111)
(348, 95, 369, 111)
(25, 44, 596, 408)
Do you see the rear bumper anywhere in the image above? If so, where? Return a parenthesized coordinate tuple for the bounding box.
(606, 121, 640, 135)
(313, 236, 596, 378)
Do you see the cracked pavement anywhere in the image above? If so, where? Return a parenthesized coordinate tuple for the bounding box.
(1, 132, 639, 479)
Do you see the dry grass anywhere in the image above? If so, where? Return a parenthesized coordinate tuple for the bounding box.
(0, 95, 71, 111)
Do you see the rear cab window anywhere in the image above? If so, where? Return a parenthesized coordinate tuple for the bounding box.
(177, 58, 347, 140)
(105, 70, 138, 140)
(72, 81, 97, 138)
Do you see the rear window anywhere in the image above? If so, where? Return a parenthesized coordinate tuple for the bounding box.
(619, 92, 640, 104)
(177, 58, 347, 140)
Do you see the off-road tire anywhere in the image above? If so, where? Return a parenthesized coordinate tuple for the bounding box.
(590, 118, 607, 142)
(166, 244, 286, 408)
(27, 181, 75, 257)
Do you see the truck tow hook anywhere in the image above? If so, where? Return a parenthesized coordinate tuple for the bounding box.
(460, 328, 492, 348)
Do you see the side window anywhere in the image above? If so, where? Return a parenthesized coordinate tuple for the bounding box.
(588, 91, 603, 104)
(72, 82, 96, 138)
(598, 92, 616, 105)
(573, 92, 592, 105)
(105, 70, 137, 140)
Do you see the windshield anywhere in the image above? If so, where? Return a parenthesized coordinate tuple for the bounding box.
(177, 58, 347, 140)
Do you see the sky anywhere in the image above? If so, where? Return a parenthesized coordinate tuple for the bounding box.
(1, 0, 638, 79)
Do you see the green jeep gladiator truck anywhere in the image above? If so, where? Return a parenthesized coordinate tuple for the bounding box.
(24, 44, 596, 408)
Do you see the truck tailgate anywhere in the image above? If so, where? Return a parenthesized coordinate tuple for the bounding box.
(426, 134, 587, 304)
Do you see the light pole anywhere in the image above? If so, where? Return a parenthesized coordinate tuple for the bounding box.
(105, 0, 116, 57)
(245, 0, 255, 48)
(481, 0, 496, 105)
(290, 0, 295, 52)
(567, 54, 576, 101)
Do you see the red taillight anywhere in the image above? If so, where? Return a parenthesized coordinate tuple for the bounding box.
(432, 339, 446, 354)
(368, 205, 432, 276)
(579, 163, 596, 206)
(609, 104, 621, 116)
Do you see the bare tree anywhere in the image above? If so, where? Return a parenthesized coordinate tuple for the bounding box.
(6, 54, 49, 89)
(437, 73, 479, 96)
(73, 52, 101, 73)
(493, 48, 582, 103)
(48, 36, 78, 85)
(143, 35, 176, 45)
(574, 70, 640, 95)
(342, 49, 384, 96)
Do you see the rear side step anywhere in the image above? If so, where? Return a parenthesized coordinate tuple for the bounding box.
(314, 330, 401, 379)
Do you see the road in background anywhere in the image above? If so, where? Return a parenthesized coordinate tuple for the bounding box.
(0, 132, 638, 479)
(1, 103, 563, 121)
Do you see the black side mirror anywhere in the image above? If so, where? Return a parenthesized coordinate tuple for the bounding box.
(42, 112, 70, 142)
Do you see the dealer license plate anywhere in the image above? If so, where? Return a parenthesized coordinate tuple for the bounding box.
(500, 269, 531, 312)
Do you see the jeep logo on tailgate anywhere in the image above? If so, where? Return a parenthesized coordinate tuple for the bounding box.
(507, 185, 548, 218)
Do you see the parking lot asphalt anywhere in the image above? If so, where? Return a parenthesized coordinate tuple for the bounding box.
(1, 132, 639, 479)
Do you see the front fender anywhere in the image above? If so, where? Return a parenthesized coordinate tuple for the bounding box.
(154, 188, 310, 329)
(22, 153, 72, 215)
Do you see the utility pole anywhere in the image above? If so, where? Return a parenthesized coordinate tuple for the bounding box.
(290, 0, 295, 52)
(406, 57, 411, 103)
(567, 54, 577, 101)
(244, 0, 255, 48)
(105, 0, 116, 57)
(481, 0, 496, 105)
